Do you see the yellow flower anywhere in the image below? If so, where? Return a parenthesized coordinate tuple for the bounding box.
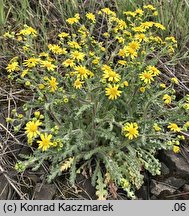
(163, 94, 171, 105)
(165, 36, 177, 43)
(173, 145, 180, 153)
(134, 33, 146, 42)
(153, 123, 161, 132)
(143, 5, 156, 11)
(183, 121, 189, 131)
(154, 23, 166, 30)
(64, 97, 69, 103)
(128, 41, 140, 51)
(92, 57, 100, 65)
(153, 11, 158, 16)
(25, 120, 42, 139)
(140, 21, 154, 30)
(116, 36, 125, 44)
(37, 133, 53, 151)
(48, 76, 58, 92)
(73, 79, 84, 89)
(171, 77, 179, 84)
(122, 122, 139, 140)
(3, 31, 15, 39)
(103, 32, 110, 38)
(118, 60, 127, 66)
(62, 59, 75, 68)
(6, 62, 19, 72)
(146, 66, 160, 76)
(74, 66, 89, 80)
(18, 26, 37, 36)
(86, 13, 96, 23)
(105, 84, 122, 100)
(58, 32, 69, 38)
(66, 14, 80, 24)
(139, 87, 146, 93)
(123, 81, 129, 87)
(38, 84, 45, 89)
(135, 9, 144, 16)
(168, 123, 181, 132)
(68, 41, 81, 49)
(34, 111, 41, 118)
(132, 26, 146, 33)
(48, 44, 66, 55)
(123, 11, 136, 17)
(23, 58, 39, 68)
(125, 46, 138, 59)
(25, 81, 31, 86)
(71, 51, 85, 61)
(17, 36, 23, 41)
(41, 60, 57, 71)
(118, 48, 126, 57)
(20, 69, 28, 78)
(102, 70, 120, 83)
(101, 8, 116, 16)
(139, 71, 154, 84)
(160, 83, 166, 88)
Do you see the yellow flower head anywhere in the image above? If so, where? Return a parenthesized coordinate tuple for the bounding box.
(66, 17, 79, 25)
(74, 66, 89, 80)
(153, 123, 161, 132)
(101, 8, 116, 16)
(48, 44, 66, 55)
(163, 94, 172, 105)
(48, 76, 58, 92)
(139, 87, 146, 93)
(146, 66, 160, 76)
(154, 23, 166, 30)
(68, 41, 81, 49)
(71, 51, 85, 61)
(23, 58, 39, 68)
(37, 133, 53, 151)
(173, 145, 180, 153)
(139, 71, 154, 84)
(105, 84, 122, 100)
(167, 123, 181, 132)
(125, 46, 138, 59)
(122, 122, 139, 140)
(118, 60, 127, 66)
(25, 120, 42, 139)
(128, 41, 140, 51)
(73, 79, 84, 89)
(143, 5, 156, 11)
(135, 9, 144, 16)
(6, 61, 19, 72)
(102, 70, 120, 83)
(58, 32, 69, 38)
(62, 59, 75, 68)
(18, 26, 37, 37)
(160, 83, 166, 89)
(86, 13, 96, 23)
(171, 77, 179, 84)
(41, 61, 57, 71)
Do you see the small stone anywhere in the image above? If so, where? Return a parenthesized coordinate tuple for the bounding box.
(136, 186, 149, 199)
(165, 177, 186, 189)
(151, 180, 176, 197)
(183, 184, 189, 192)
(150, 195, 157, 200)
(160, 162, 170, 176)
(160, 150, 189, 178)
(0, 175, 9, 200)
(34, 183, 56, 200)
